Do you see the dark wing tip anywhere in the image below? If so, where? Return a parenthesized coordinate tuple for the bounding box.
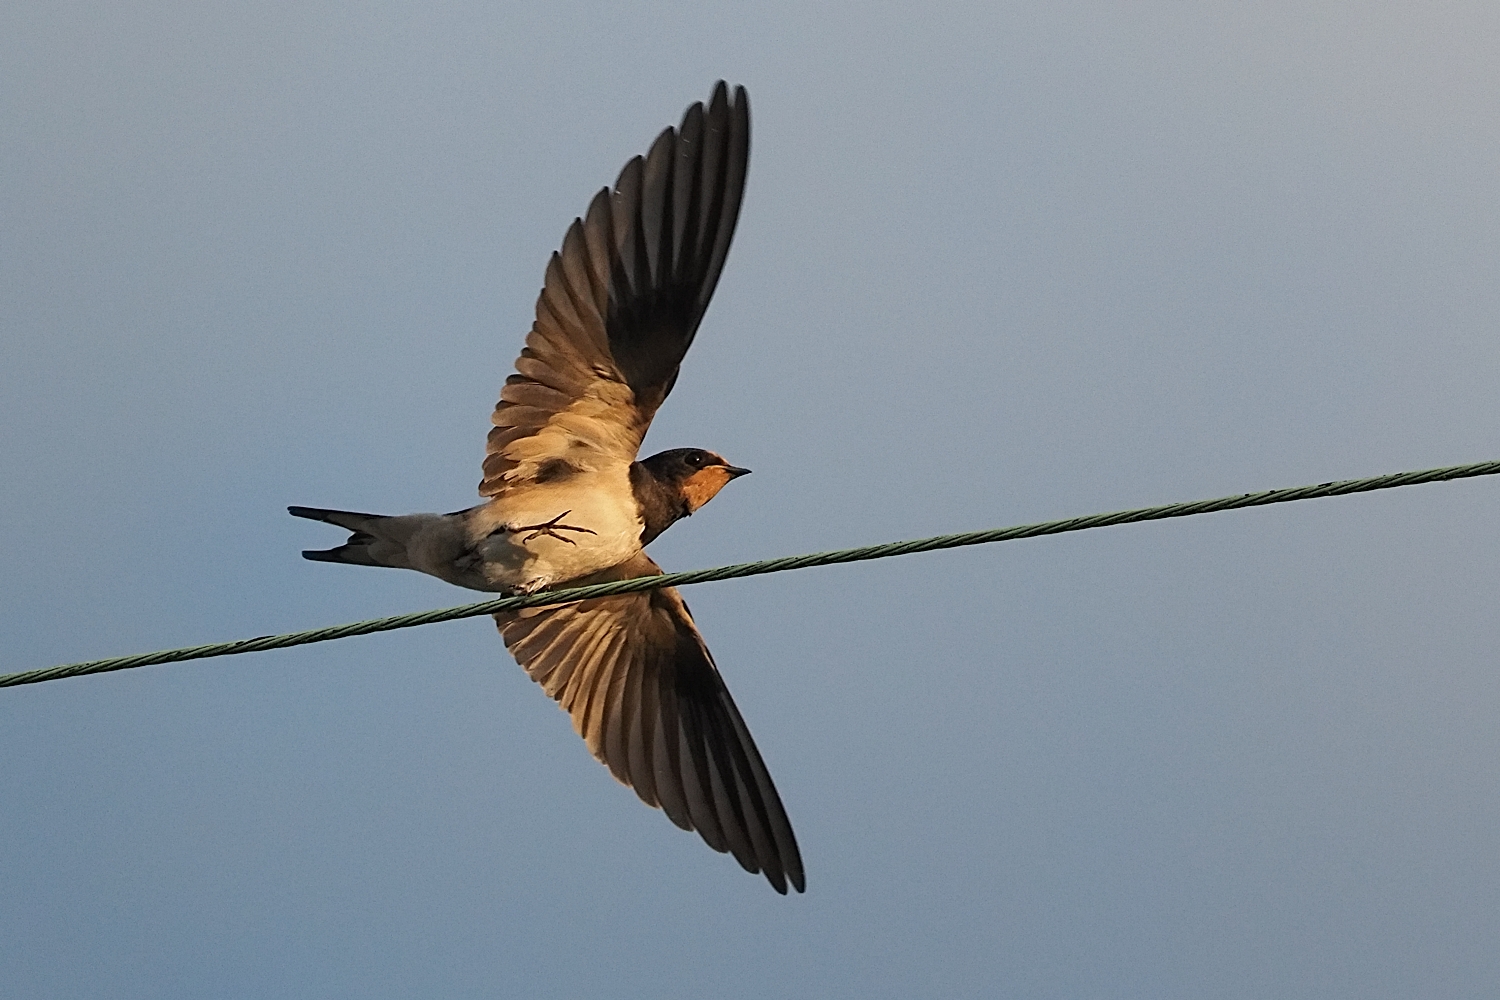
(613, 152, 645, 198)
(599, 83, 752, 403)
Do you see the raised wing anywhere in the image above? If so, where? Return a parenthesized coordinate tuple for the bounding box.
(493, 552, 804, 894)
(481, 83, 751, 495)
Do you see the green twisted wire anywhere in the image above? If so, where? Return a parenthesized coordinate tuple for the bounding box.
(5, 458, 1498, 689)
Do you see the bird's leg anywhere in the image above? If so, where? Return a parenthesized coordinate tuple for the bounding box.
(506, 510, 598, 546)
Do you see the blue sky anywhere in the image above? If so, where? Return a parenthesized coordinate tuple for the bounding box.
(4, 3, 1499, 997)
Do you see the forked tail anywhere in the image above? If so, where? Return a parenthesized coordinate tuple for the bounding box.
(287, 506, 393, 567)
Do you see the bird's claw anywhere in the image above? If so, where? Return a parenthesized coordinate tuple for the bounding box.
(510, 511, 597, 545)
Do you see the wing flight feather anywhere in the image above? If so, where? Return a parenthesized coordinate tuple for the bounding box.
(481, 84, 751, 495)
(493, 551, 804, 893)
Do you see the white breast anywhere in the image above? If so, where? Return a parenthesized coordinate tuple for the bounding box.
(469, 467, 643, 592)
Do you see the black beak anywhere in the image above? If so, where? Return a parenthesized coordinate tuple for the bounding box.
(724, 465, 752, 479)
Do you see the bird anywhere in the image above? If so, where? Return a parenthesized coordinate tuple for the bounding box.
(288, 83, 805, 894)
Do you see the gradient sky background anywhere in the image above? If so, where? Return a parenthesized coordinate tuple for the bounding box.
(4, 3, 1499, 997)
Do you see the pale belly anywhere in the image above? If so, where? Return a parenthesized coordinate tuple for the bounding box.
(464, 469, 643, 593)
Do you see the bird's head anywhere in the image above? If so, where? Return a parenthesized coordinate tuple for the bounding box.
(640, 448, 751, 514)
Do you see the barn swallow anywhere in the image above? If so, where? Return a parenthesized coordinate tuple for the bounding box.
(289, 83, 804, 894)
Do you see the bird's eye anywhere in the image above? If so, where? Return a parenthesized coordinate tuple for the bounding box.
(686, 452, 704, 468)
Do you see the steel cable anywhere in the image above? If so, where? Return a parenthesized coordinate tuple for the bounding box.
(6, 458, 1498, 689)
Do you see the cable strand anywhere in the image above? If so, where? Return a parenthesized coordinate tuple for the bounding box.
(5, 458, 1498, 689)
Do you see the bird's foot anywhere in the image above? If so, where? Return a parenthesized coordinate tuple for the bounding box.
(508, 511, 598, 546)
